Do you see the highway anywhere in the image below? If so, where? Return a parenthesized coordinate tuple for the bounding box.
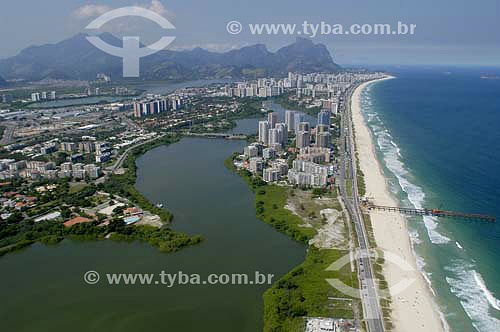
(110, 134, 165, 174)
(93, 134, 166, 185)
(338, 82, 386, 332)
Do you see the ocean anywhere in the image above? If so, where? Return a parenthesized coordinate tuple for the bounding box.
(360, 66, 500, 332)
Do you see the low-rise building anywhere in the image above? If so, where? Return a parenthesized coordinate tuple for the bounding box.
(64, 216, 93, 227)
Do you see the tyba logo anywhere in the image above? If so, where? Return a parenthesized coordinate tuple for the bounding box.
(85, 6, 175, 77)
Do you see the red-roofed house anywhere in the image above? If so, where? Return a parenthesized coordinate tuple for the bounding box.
(15, 202, 27, 210)
(64, 216, 93, 227)
(124, 207, 142, 216)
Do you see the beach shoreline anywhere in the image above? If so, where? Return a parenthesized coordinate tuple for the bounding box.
(351, 77, 446, 332)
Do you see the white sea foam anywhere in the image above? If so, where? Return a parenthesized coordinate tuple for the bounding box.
(445, 262, 500, 331)
(439, 310, 452, 332)
(409, 229, 422, 245)
(365, 105, 451, 245)
(423, 215, 451, 244)
(389, 140, 402, 157)
(422, 270, 437, 297)
(474, 271, 500, 311)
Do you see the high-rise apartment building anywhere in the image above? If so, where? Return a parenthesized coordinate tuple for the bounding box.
(258, 121, 270, 145)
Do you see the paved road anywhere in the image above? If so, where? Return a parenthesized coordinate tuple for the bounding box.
(111, 135, 165, 173)
(94, 134, 166, 184)
(0, 123, 16, 145)
(338, 83, 386, 332)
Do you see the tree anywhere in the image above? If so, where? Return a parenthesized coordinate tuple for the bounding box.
(7, 212, 23, 224)
(61, 207, 72, 219)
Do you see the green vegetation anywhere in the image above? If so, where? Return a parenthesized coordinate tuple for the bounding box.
(107, 222, 203, 253)
(357, 169, 366, 197)
(255, 185, 316, 244)
(275, 93, 321, 117)
(234, 98, 267, 119)
(312, 188, 328, 197)
(345, 179, 353, 198)
(69, 182, 89, 194)
(355, 151, 366, 197)
(0, 220, 201, 257)
(361, 214, 376, 249)
(264, 247, 360, 331)
(225, 154, 315, 243)
(287, 188, 344, 234)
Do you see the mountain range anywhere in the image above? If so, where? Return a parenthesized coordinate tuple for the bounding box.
(0, 33, 340, 81)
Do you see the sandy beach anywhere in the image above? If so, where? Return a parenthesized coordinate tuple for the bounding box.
(351, 78, 446, 332)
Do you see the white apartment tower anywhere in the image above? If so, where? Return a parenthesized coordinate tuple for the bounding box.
(258, 121, 270, 145)
(268, 112, 278, 129)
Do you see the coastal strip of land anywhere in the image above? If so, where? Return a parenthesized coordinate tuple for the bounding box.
(225, 155, 360, 331)
(351, 77, 445, 332)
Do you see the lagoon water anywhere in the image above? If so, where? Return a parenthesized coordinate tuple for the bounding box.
(29, 95, 124, 108)
(28, 79, 231, 108)
(362, 66, 500, 332)
(0, 102, 314, 331)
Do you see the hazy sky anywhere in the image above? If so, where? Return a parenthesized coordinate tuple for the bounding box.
(0, 0, 498, 65)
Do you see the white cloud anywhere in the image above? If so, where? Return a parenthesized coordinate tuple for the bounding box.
(73, 1, 174, 19)
(148, 0, 166, 15)
(73, 4, 112, 18)
(135, 0, 175, 18)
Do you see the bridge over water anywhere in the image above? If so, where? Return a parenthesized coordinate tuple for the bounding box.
(184, 132, 248, 140)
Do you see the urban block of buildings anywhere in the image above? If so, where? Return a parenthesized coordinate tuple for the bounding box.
(237, 104, 336, 187)
(133, 95, 183, 118)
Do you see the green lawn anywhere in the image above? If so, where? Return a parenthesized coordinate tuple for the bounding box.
(69, 182, 89, 194)
(255, 185, 316, 244)
(346, 179, 353, 198)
